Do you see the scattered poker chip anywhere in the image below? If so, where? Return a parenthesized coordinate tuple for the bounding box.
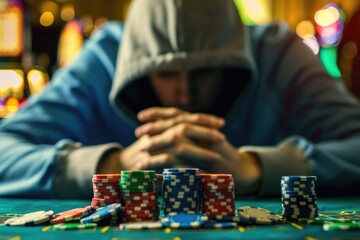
(50, 207, 94, 224)
(202, 221, 237, 229)
(161, 212, 208, 229)
(237, 206, 278, 225)
(52, 223, 98, 230)
(323, 222, 360, 231)
(119, 221, 163, 230)
(5, 210, 54, 226)
(80, 203, 121, 224)
(297, 218, 357, 225)
(209, 215, 248, 224)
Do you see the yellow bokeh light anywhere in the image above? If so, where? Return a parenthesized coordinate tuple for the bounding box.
(27, 69, 49, 95)
(238, 0, 271, 24)
(61, 4, 75, 22)
(296, 20, 315, 39)
(0, 69, 24, 99)
(40, 1, 59, 16)
(0, 7, 23, 56)
(40, 11, 54, 27)
(5, 97, 19, 113)
(315, 7, 340, 27)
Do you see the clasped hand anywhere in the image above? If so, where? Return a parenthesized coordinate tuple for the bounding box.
(116, 107, 261, 194)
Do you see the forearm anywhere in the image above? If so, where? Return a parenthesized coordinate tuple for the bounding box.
(55, 143, 122, 199)
(0, 136, 70, 198)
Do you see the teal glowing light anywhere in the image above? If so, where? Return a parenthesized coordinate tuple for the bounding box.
(319, 47, 342, 78)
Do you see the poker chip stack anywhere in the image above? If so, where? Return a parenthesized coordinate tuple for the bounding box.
(91, 174, 122, 209)
(162, 168, 200, 214)
(200, 174, 236, 217)
(281, 176, 319, 221)
(120, 170, 159, 222)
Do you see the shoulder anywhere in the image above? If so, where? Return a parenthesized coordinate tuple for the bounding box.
(249, 22, 295, 42)
(83, 21, 125, 49)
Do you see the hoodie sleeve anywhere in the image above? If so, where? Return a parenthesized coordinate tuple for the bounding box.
(0, 22, 124, 199)
(243, 24, 360, 196)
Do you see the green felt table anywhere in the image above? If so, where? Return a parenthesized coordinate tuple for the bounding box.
(0, 197, 359, 240)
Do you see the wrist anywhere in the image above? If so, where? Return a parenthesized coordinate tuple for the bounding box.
(96, 149, 122, 174)
(238, 150, 262, 195)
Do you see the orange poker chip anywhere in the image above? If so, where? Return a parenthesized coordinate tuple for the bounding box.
(50, 207, 94, 224)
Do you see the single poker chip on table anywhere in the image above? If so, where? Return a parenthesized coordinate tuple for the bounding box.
(161, 212, 208, 229)
(209, 215, 247, 224)
(202, 221, 237, 229)
(50, 207, 94, 224)
(53, 223, 98, 230)
(119, 221, 163, 230)
(323, 222, 360, 231)
(5, 210, 54, 226)
(80, 203, 121, 224)
(237, 206, 278, 225)
(298, 218, 358, 225)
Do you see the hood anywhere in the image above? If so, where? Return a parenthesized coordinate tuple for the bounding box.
(110, 0, 255, 125)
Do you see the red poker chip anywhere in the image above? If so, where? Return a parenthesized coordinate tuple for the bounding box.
(200, 174, 233, 179)
(124, 197, 157, 203)
(203, 201, 235, 207)
(203, 210, 235, 216)
(93, 195, 120, 200)
(203, 206, 235, 212)
(93, 189, 120, 194)
(124, 209, 157, 216)
(204, 197, 234, 203)
(93, 190, 120, 195)
(124, 202, 158, 208)
(93, 183, 120, 188)
(155, 174, 163, 181)
(50, 207, 92, 224)
(92, 179, 120, 184)
(204, 190, 234, 195)
(202, 183, 235, 190)
(202, 191, 235, 197)
(122, 206, 158, 212)
(93, 174, 121, 179)
(93, 192, 121, 197)
(91, 197, 121, 205)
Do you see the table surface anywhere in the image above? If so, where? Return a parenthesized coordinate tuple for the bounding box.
(0, 197, 359, 240)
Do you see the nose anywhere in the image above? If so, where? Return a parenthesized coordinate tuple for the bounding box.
(177, 71, 191, 105)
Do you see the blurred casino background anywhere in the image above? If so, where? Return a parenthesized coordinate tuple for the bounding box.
(0, 0, 360, 118)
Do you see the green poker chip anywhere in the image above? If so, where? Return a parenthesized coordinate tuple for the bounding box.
(323, 222, 360, 231)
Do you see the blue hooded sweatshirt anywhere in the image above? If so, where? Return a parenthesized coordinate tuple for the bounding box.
(1, 0, 360, 199)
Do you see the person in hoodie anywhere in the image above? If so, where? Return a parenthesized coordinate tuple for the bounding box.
(1, 0, 360, 199)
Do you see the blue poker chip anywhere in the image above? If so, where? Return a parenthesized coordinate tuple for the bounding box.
(163, 168, 199, 173)
(202, 221, 237, 229)
(281, 176, 317, 181)
(161, 212, 208, 229)
(80, 203, 121, 224)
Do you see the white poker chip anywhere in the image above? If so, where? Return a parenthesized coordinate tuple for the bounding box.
(237, 206, 278, 225)
(119, 221, 163, 230)
(5, 210, 54, 226)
